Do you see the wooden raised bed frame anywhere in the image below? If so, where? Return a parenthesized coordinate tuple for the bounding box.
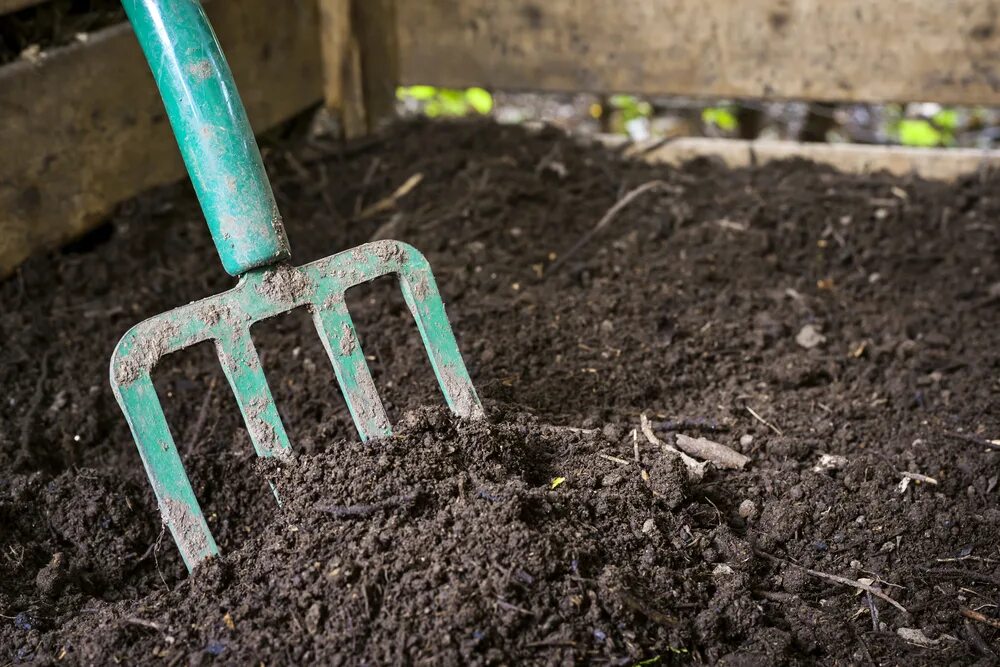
(4, 0, 1000, 275)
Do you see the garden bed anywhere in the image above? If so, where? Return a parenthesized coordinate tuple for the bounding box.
(2, 119, 1000, 664)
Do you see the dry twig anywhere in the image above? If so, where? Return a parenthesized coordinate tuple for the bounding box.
(675, 433, 750, 470)
(640, 414, 707, 480)
(746, 406, 782, 435)
(962, 607, 1000, 630)
(548, 180, 675, 273)
(755, 550, 908, 614)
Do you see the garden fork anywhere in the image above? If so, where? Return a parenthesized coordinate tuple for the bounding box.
(110, 0, 482, 571)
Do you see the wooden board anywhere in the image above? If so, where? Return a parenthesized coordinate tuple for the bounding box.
(625, 137, 1000, 181)
(318, 0, 399, 137)
(396, 0, 1000, 105)
(0, 0, 323, 276)
(0, 0, 46, 14)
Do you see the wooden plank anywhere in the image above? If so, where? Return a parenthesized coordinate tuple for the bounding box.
(0, 0, 323, 276)
(628, 137, 1000, 182)
(396, 0, 1000, 106)
(319, 0, 399, 137)
(319, 0, 367, 137)
(0, 0, 46, 14)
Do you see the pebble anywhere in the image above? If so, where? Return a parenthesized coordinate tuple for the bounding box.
(739, 434, 754, 448)
(738, 499, 757, 519)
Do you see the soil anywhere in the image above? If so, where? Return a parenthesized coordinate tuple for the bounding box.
(3, 118, 1000, 665)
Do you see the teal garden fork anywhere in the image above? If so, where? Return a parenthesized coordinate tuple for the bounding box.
(110, 0, 482, 571)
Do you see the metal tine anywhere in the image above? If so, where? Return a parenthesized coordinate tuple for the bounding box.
(215, 325, 292, 459)
(115, 370, 219, 569)
(311, 297, 392, 441)
(396, 255, 485, 421)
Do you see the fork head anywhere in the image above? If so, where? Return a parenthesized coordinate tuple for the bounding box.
(110, 240, 483, 570)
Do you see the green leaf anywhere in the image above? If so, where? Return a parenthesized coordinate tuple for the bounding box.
(898, 119, 942, 147)
(550, 476, 566, 489)
(464, 87, 494, 114)
(398, 85, 438, 101)
(702, 107, 738, 132)
(932, 108, 959, 131)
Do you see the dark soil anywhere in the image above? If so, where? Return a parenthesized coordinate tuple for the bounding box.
(0, 0, 124, 66)
(3, 119, 1000, 665)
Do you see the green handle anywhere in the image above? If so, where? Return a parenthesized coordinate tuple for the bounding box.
(123, 0, 290, 276)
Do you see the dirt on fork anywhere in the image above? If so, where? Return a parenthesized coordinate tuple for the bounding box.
(2, 119, 1000, 665)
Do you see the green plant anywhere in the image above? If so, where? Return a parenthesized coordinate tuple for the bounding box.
(610, 94, 652, 122)
(396, 86, 493, 117)
(702, 106, 738, 132)
(894, 106, 958, 147)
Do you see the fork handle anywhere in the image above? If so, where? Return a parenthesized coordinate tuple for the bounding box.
(123, 0, 290, 276)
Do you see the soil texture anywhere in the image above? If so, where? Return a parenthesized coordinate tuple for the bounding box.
(3, 119, 1000, 665)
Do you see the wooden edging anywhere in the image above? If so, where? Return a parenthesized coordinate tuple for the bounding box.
(0, 0, 46, 14)
(619, 137, 1000, 181)
(1, 0, 323, 277)
(395, 0, 1000, 106)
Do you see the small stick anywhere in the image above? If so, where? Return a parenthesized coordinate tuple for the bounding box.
(598, 453, 631, 466)
(632, 428, 640, 463)
(962, 607, 1000, 630)
(357, 173, 423, 220)
(942, 431, 1000, 452)
(746, 406, 783, 436)
(755, 550, 908, 614)
(675, 433, 750, 470)
(496, 599, 533, 616)
(866, 591, 880, 632)
(640, 414, 707, 480)
(548, 180, 674, 273)
(898, 471, 938, 485)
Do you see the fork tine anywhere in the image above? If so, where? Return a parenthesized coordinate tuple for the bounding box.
(216, 327, 292, 459)
(115, 371, 218, 569)
(311, 298, 392, 441)
(396, 251, 484, 420)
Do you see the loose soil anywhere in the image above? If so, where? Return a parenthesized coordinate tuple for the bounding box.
(3, 119, 1000, 665)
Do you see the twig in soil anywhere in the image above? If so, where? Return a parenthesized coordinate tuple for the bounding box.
(357, 173, 423, 220)
(547, 180, 675, 273)
(598, 453, 631, 466)
(961, 607, 1000, 630)
(316, 493, 419, 518)
(925, 567, 1000, 587)
(633, 428, 640, 463)
(674, 433, 750, 470)
(964, 618, 999, 658)
(640, 414, 707, 480)
(865, 591, 880, 632)
(746, 406, 782, 436)
(754, 550, 908, 614)
(496, 598, 533, 616)
(941, 430, 1000, 452)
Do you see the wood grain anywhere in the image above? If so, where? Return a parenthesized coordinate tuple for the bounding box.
(1, 0, 323, 275)
(396, 0, 1000, 105)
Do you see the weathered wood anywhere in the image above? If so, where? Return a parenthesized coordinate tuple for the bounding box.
(629, 137, 1000, 181)
(319, 0, 398, 138)
(0, 0, 46, 14)
(1, 0, 322, 276)
(396, 0, 1000, 105)
(319, 0, 367, 137)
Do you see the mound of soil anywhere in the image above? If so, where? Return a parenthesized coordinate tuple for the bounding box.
(2, 119, 1000, 664)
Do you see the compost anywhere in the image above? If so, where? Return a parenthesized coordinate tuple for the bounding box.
(3, 119, 1000, 665)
